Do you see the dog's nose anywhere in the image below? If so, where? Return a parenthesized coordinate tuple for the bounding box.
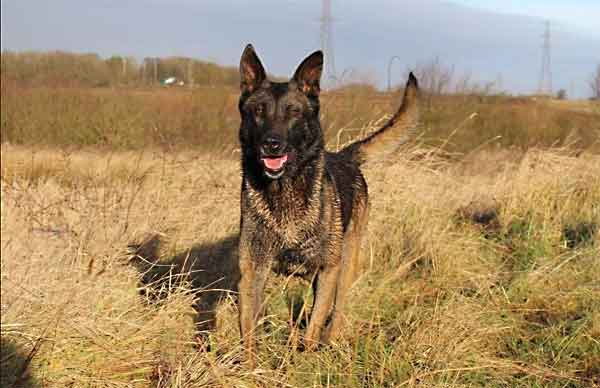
(262, 137, 284, 154)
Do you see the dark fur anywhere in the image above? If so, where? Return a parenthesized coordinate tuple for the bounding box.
(237, 45, 419, 365)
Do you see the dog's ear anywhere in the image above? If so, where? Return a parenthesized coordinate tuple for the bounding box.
(292, 50, 323, 97)
(240, 44, 266, 95)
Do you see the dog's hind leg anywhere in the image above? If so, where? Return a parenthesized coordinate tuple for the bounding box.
(321, 203, 369, 344)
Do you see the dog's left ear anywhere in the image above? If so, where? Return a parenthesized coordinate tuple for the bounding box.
(240, 44, 266, 95)
(293, 50, 323, 97)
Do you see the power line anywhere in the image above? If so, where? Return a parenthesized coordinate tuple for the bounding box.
(538, 21, 552, 96)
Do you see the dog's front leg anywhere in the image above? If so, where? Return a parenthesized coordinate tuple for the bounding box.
(238, 236, 270, 368)
(238, 256, 257, 367)
(304, 263, 341, 349)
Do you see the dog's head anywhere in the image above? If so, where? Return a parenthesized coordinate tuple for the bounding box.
(238, 44, 324, 180)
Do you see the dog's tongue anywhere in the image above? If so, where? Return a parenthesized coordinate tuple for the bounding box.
(262, 154, 288, 170)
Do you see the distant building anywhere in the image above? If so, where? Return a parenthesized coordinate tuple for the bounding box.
(161, 76, 184, 86)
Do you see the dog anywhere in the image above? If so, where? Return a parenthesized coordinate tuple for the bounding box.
(237, 44, 419, 365)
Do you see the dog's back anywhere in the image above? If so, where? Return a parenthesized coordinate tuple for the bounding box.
(324, 151, 367, 232)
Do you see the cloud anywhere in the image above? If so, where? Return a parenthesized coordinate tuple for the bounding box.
(2, 0, 599, 97)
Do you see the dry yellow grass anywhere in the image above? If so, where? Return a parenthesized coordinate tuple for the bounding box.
(1, 142, 599, 387)
(3, 83, 600, 154)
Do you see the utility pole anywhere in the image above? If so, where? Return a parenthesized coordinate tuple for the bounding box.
(387, 56, 402, 91)
(570, 80, 575, 100)
(496, 73, 504, 93)
(188, 58, 194, 88)
(122, 57, 127, 85)
(141, 60, 146, 85)
(321, 0, 337, 86)
(154, 57, 158, 85)
(538, 21, 552, 96)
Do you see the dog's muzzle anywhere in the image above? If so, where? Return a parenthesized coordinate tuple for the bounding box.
(260, 136, 288, 179)
(261, 154, 288, 179)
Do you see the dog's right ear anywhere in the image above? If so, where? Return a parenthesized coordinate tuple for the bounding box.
(293, 50, 323, 98)
(240, 44, 266, 95)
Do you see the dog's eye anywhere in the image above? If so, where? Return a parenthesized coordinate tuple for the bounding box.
(254, 104, 265, 116)
(287, 105, 302, 118)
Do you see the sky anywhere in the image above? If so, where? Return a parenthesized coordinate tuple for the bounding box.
(451, 0, 600, 38)
(1, 0, 599, 98)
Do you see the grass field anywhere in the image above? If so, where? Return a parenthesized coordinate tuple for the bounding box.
(2, 64, 600, 386)
(2, 82, 600, 154)
(1, 137, 599, 386)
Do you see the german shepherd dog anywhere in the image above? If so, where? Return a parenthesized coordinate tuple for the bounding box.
(237, 44, 419, 364)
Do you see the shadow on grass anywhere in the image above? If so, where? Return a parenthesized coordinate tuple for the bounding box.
(563, 222, 597, 249)
(0, 339, 39, 388)
(128, 233, 240, 336)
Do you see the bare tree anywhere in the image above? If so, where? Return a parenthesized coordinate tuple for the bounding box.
(409, 57, 455, 96)
(591, 64, 600, 100)
(403, 58, 455, 108)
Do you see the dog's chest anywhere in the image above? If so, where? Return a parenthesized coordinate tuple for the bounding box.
(246, 181, 324, 246)
(271, 243, 320, 277)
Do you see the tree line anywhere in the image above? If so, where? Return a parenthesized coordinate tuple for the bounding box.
(0, 51, 240, 88)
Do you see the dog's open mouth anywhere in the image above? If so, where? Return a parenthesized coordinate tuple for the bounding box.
(261, 154, 288, 179)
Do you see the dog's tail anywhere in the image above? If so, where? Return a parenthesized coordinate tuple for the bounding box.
(339, 73, 419, 165)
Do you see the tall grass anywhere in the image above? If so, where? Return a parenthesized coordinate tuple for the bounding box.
(2, 82, 599, 154)
(2, 143, 599, 387)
